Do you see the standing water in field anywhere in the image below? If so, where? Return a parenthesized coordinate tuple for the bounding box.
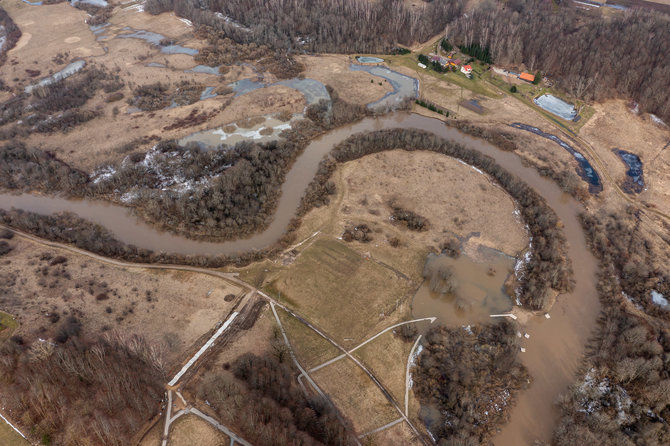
(614, 149, 644, 193)
(24, 60, 86, 94)
(414, 251, 514, 326)
(509, 123, 602, 192)
(356, 56, 384, 64)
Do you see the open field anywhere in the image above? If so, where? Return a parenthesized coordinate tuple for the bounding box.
(0, 236, 241, 365)
(0, 420, 28, 446)
(168, 414, 229, 446)
(276, 307, 342, 370)
(299, 54, 392, 105)
(353, 330, 416, 403)
(580, 100, 670, 208)
(270, 237, 415, 345)
(311, 356, 399, 434)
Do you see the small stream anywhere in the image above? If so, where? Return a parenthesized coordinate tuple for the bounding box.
(510, 123, 602, 192)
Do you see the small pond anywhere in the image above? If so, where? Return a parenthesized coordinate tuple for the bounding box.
(614, 149, 644, 193)
(356, 56, 384, 64)
(533, 94, 577, 121)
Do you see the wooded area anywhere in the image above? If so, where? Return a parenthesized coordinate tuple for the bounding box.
(146, 0, 464, 53)
(0, 332, 164, 445)
(413, 320, 529, 444)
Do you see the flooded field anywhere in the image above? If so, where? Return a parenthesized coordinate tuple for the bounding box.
(356, 56, 384, 63)
(413, 252, 514, 326)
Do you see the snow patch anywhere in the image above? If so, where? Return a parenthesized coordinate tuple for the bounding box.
(651, 290, 668, 308)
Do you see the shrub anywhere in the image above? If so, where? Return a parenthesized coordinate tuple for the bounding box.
(510, 85, 518, 93)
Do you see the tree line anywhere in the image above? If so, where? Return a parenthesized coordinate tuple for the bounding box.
(145, 0, 465, 54)
(0, 331, 165, 445)
(447, 0, 670, 123)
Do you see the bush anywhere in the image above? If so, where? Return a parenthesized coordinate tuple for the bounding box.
(510, 85, 517, 93)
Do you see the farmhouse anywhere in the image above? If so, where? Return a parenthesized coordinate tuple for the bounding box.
(461, 64, 472, 75)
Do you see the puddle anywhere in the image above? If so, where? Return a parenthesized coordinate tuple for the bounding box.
(70, 0, 109, 6)
(533, 94, 577, 121)
(186, 65, 221, 75)
(146, 62, 166, 68)
(24, 60, 86, 94)
(349, 64, 419, 109)
(510, 123, 602, 192)
(199, 86, 217, 100)
(356, 56, 384, 64)
(613, 149, 644, 193)
(461, 98, 485, 114)
(413, 251, 514, 325)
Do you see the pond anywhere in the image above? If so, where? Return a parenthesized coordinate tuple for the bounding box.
(510, 123, 602, 192)
(613, 149, 644, 193)
(533, 94, 577, 121)
(117, 29, 199, 56)
(356, 56, 384, 64)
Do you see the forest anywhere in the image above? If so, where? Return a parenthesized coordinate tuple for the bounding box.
(413, 320, 529, 444)
(145, 0, 464, 53)
(447, 0, 670, 123)
(554, 208, 670, 444)
(0, 331, 165, 445)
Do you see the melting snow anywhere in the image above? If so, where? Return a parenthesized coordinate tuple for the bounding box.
(651, 290, 668, 307)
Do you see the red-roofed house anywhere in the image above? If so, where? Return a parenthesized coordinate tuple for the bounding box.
(461, 64, 472, 75)
(519, 72, 535, 82)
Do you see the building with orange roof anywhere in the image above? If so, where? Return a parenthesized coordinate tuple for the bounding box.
(519, 72, 535, 82)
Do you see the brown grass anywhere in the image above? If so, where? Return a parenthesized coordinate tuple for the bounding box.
(168, 414, 229, 446)
(271, 237, 415, 345)
(312, 357, 399, 434)
(0, 237, 240, 365)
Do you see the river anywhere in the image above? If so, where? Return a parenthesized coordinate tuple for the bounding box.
(0, 112, 600, 445)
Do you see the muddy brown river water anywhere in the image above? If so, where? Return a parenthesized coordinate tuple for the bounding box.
(0, 112, 600, 445)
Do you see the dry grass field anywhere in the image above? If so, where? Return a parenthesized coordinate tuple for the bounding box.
(270, 238, 415, 345)
(299, 54, 392, 104)
(0, 236, 241, 366)
(311, 357, 399, 434)
(168, 415, 229, 446)
(580, 100, 670, 208)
